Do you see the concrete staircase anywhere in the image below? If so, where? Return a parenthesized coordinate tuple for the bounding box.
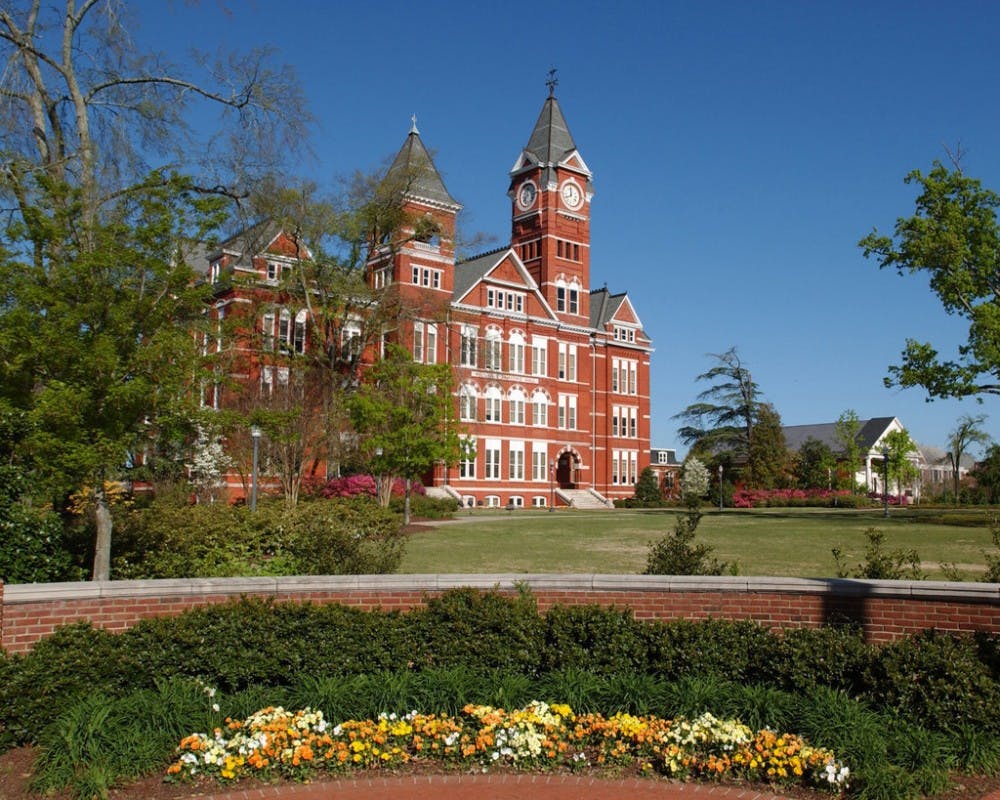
(557, 488, 614, 509)
(426, 485, 462, 503)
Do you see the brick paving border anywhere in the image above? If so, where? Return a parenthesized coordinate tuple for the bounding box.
(190, 774, 1000, 800)
(199, 775, 802, 800)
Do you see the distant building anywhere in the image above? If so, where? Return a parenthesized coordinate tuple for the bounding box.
(783, 416, 924, 497)
(649, 447, 682, 498)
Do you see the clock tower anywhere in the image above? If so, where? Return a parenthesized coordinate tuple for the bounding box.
(509, 81, 593, 322)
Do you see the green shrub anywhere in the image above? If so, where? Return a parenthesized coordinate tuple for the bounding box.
(0, 465, 83, 584)
(412, 588, 546, 673)
(0, 624, 129, 748)
(644, 510, 729, 575)
(832, 527, 924, 580)
(112, 496, 404, 578)
(279, 499, 405, 574)
(541, 605, 647, 674)
(768, 624, 871, 694)
(388, 494, 458, 520)
(862, 629, 1000, 733)
(640, 618, 775, 683)
(828, 493, 873, 509)
(120, 597, 408, 689)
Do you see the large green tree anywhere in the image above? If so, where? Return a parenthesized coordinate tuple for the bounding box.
(834, 410, 863, 492)
(971, 444, 1000, 504)
(795, 437, 837, 490)
(859, 161, 1000, 399)
(674, 347, 763, 481)
(0, 0, 307, 579)
(747, 402, 788, 489)
(881, 429, 919, 497)
(348, 345, 464, 526)
(674, 348, 785, 489)
(944, 414, 991, 504)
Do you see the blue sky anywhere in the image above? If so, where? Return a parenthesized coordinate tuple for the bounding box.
(138, 0, 1000, 455)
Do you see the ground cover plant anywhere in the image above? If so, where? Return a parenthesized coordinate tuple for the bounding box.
(1, 592, 998, 799)
(401, 507, 1000, 578)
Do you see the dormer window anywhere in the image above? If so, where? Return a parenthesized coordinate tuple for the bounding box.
(267, 262, 281, 282)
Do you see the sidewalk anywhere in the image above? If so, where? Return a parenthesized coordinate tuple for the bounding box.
(202, 775, 802, 800)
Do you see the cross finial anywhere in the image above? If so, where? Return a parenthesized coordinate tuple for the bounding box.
(546, 67, 558, 97)
(410, 114, 419, 134)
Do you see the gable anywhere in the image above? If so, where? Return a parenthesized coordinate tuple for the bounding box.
(486, 252, 531, 287)
(609, 295, 641, 326)
(560, 152, 592, 176)
(264, 231, 307, 259)
(454, 248, 558, 321)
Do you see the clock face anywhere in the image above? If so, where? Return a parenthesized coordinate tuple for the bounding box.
(517, 181, 537, 210)
(560, 180, 583, 210)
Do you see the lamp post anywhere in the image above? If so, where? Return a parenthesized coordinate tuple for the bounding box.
(882, 445, 890, 518)
(549, 460, 555, 511)
(718, 463, 724, 511)
(250, 426, 262, 511)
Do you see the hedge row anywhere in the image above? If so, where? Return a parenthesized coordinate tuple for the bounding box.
(1, 589, 997, 748)
(110, 497, 407, 579)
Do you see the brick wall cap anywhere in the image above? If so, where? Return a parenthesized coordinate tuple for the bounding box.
(4, 574, 998, 606)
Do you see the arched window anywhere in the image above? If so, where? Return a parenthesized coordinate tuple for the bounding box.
(508, 331, 525, 374)
(293, 309, 307, 354)
(567, 279, 581, 314)
(459, 384, 478, 421)
(508, 387, 526, 425)
(483, 327, 503, 370)
(484, 385, 502, 423)
(531, 389, 549, 427)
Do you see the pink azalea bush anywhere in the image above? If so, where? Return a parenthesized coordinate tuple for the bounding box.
(731, 488, 854, 509)
(321, 475, 425, 499)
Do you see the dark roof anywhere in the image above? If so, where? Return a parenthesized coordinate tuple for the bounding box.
(651, 448, 681, 466)
(513, 93, 591, 190)
(453, 248, 508, 299)
(589, 287, 627, 329)
(211, 219, 283, 269)
(783, 416, 898, 453)
(524, 94, 578, 166)
(386, 129, 459, 208)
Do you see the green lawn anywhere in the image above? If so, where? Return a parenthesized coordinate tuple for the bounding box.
(399, 506, 999, 579)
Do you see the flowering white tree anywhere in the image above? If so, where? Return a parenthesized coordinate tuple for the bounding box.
(680, 457, 710, 502)
(189, 427, 232, 503)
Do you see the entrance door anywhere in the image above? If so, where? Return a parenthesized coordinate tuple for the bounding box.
(556, 452, 576, 489)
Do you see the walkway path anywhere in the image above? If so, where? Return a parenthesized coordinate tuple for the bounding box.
(201, 775, 802, 800)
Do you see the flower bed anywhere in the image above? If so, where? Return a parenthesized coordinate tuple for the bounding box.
(167, 703, 849, 793)
(731, 488, 854, 508)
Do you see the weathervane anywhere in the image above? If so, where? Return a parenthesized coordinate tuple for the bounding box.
(546, 67, 558, 96)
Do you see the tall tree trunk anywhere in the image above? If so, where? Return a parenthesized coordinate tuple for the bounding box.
(92, 481, 113, 581)
(403, 477, 412, 527)
(376, 473, 393, 507)
(952, 452, 961, 505)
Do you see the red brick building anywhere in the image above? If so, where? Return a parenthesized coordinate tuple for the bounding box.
(371, 89, 652, 508)
(205, 89, 653, 508)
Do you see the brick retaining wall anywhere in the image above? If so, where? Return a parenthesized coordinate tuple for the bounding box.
(1, 575, 998, 654)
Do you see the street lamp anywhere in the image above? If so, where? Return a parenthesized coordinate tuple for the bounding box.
(549, 460, 555, 511)
(250, 426, 262, 511)
(882, 445, 890, 518)
(718, 463, 724, 511)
